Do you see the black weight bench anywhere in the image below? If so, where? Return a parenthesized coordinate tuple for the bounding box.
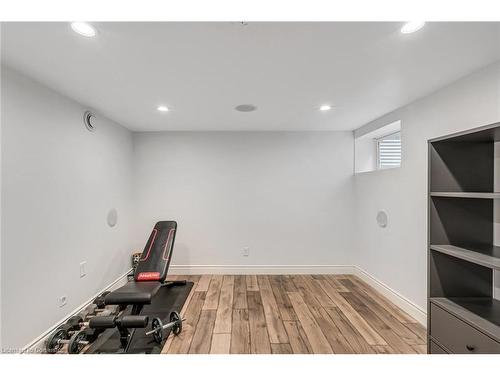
(105, 221, 185, 312)
(46, 221, 187, 354)
(101, 221, 186, 349)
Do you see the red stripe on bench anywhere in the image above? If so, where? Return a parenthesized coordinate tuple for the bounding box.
(162, 228, 175, 261)
(139, 228, 158, 262)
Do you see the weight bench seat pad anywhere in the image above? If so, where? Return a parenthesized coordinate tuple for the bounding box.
(104, 282, 161, 305)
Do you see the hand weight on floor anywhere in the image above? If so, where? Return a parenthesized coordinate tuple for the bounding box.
(93, 291, 111, 309)
(45, 328, 90, 354)
(145, 311, 183, 344)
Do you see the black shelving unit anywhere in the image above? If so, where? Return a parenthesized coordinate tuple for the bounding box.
(428, 122, 500, 354)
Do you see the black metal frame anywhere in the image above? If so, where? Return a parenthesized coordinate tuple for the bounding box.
(113, 279, 187, 353)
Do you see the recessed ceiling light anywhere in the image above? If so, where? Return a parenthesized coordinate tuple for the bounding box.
(235, 104, 257, 112)
(319, 105, 332, 111)
(157, 106, 169, 112)
(401, 21, 426, 34)
(70, 22, 97, 37)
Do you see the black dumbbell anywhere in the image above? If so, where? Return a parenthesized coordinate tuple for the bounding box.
(145, 311, 184, 344)
(66, 327, 107, 353)
(46, 328, 68, 354)
(45, 327, 90, 354)
(93, 291, 111, 309)
(80, 304, 115, 320)
(56, 315, 86, 335)
(46, 316, 87, 354)
(46, 318, 116, 354)
(67, 330, 90, 354)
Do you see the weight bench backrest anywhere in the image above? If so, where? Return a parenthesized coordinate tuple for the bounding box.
(134, 221, 177, 282)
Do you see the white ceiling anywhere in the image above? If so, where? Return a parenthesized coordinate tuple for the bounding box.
(2, 22, 500, 131)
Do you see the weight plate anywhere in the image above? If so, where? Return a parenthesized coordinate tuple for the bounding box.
(170, 311, 182, 335)
(67, 315, 83, 329)
(46, 328, 68, 354)
(57, 323, 72, 333)
(151, 317, 163, 344)
(67, 331, 87, 354)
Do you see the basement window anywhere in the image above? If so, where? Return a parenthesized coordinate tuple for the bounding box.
(354, 120, 401, 174)
(377, 131, 401, 169)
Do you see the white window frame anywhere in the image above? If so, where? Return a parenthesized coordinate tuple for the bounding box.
(354, 120, 401, 174)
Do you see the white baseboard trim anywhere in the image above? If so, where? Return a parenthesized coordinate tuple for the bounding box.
(22, 268, 132, 353)
(354, 266, 427, 327)
(169, 264, 356, 275)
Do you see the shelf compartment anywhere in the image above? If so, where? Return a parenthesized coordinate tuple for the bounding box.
(429, 141, 493, 193)
(431, 297, 500, 343)
(429, 194, 492, 246)
(431, 192, 500, 199)
(429, 250, 492, 298)
(430, 244, 500, 271)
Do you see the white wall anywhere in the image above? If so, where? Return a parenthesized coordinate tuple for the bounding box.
(354, 136, 377, 174)
(132, 131, 355, 269)
(1, 67, 136, 349)
(353, 61, 500, 311)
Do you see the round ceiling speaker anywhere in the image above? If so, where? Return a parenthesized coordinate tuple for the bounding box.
(235, 104, 257, 112)
(376, 210, 388, 228)
(107, 208, 118, 228)
(83, 111, 96, 132)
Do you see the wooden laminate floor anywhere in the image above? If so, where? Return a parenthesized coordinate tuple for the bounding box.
(161, 274, 427, 354)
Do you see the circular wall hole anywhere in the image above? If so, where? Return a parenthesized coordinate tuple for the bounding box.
(376, 210, 388, 228)
(83, 111, 96, 132)
(235, 104, 257, 112)
(107, 208, 118, 228)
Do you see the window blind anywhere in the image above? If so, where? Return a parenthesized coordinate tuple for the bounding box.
(377, 132, 401, 169)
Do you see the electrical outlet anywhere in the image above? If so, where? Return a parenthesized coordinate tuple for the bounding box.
(80, 261, 87, 278)
(242, 247, 250, 257)
(59, 295, 67, 307)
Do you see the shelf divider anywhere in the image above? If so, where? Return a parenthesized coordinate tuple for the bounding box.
(430, 244, 500, 271)
(430, 192, 500, 199)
